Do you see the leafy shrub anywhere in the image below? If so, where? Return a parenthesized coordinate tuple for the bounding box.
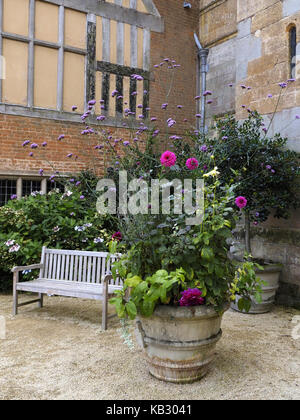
(0, 188, 116, 291)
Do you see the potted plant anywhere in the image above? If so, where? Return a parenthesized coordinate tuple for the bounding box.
(204, 111, 300, 313)
(107, 142, 263, 383)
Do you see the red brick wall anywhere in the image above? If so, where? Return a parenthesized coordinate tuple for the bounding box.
(0, 1, 199, 177)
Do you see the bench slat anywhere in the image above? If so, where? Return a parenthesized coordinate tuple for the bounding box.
(87, 257, 91, 283)
(91, 256, 96, 284)
(82, 257, 87, 282)
(69, 255, 74, 281)
(74, 255, 78, 282)
(48, 254, 53, 279)
(44, 253, 49, 278)
(56, 254, 61, 280)
(16, 279, 122, 300)
(45, 249, 111, 258)
(65, 255, 70, 281)
(78, 256, 83, 282)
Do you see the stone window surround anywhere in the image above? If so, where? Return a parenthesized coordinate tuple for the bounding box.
(0, 171, 69, 202)
(0, 0, 163, 126)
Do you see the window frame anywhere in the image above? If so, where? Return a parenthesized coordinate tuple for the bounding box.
(0, 0, 162, 126)
(0, 174, 67, 206)
(289, 25, 297, 79)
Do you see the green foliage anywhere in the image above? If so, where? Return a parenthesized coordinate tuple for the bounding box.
(0, 188, 116, 290)
(229, 259, 265, 312)
(204, 112, 300, 223)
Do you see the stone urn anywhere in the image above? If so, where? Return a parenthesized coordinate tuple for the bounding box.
(135, 304, 228, 384)
(231, 263, 282, 314)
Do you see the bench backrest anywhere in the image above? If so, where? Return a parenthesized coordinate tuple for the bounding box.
(39, 247, 122, 285)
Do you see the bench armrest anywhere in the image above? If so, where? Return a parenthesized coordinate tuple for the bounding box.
(103, 274, 113, 283)
(11, 264, 43, 273)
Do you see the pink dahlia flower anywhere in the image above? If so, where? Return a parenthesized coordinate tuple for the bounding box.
(186, 157, 199, 170)
(112, 231, 122, 241)
(160, 151, 177, 167)
(235, 196, 247, 209)
(179, 289, 205, 307)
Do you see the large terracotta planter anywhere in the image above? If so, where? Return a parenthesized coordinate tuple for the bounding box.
(136, 304, 228, 384)
(231, 263, 282, 314)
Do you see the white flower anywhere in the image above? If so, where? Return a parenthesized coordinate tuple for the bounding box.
(5, 240, 15, 247)
(9, 244, 20, 253)
(203, 166, 220, 178)
(94, 237, 104, 243)
(53, 226, 60, 232)
(84, 223, 92, 228)
(66, 190, 73, 196)
(75, 226, 85, 232)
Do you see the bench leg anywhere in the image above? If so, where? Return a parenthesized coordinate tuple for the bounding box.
(38, 293, 43, 309)
(102, 282, 108, 331)
(12, 287, 18, 316)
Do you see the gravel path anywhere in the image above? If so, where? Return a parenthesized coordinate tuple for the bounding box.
(0, 294, 299, 400)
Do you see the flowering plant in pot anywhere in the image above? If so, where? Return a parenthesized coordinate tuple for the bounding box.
(203, 110, 300, 313)
(107, 138, 263, 383)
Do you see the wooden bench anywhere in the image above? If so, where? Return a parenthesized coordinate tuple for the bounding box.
(11, 247, 122, 330)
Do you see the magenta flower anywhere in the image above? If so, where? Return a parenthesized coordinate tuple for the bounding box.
(112, 231, 122, 241)
(88, 100, 96, 106)
(42, 142, 47, 147)
(195, 114, 202, 118)
(97, 115, 106, 121)
(39, 169, 44, 176)
(30, 143, 38, 149)
(80, 195, 85, 200)
(161, 103, 168, 110)
(10, 194, 18, 200)
(72, 105, 78, 111)
(186, 157, 199, 170)
(22, 140, 30, 147)
(67, 153, 73, 158)
(235, 196, 248, 209)
(58, 135, 65, 141)
(179, 289, 205, 307)
(203, 90, 212, 96)
(160, 151, 177, 167)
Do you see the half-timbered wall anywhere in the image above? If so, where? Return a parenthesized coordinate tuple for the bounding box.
(0, 0, 161, 122)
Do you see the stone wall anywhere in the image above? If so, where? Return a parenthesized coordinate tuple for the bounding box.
(199, 0, 300, 308)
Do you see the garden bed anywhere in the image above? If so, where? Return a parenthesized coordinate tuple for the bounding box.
(0, 294, 299, 400)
